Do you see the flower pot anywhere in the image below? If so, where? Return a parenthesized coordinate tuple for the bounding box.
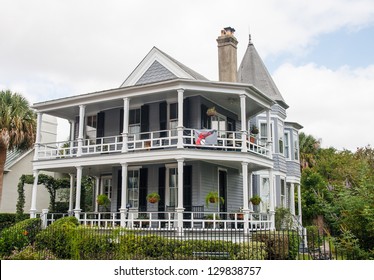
(148, 197, 158, 204)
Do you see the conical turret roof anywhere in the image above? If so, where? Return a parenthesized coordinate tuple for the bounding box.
(238, 35, 288, 108)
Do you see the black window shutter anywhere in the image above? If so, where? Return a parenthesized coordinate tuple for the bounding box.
(159, 102, 167, 137)
(139, 168, 148, 211)
(97, 112, 105, 138)
(117, 170, 122, 210)
(158, 167, 166, 218)
(140, 105, 149, 139)
(183, 97, 190, 128)
(119, 109, 124, 134)
(74, 116, 80, 140)
(183, 165, 192, 211)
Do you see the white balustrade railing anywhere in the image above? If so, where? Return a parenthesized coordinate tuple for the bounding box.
(41, 211, 273, 231)
(36, 129, 270, 160)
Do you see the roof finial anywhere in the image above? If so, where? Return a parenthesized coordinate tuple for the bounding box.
(248, 25, 253, 45)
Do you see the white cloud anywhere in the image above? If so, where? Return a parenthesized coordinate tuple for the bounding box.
(1, 0, 374, 150)
(273, 63, 374, 151)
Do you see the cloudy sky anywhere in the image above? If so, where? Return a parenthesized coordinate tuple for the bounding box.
(1, 0, 374, 151)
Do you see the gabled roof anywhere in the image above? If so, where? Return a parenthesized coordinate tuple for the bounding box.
(4, 149, 33, 173)
(238, 35, 288, 108)
(120, 47, 208, 87)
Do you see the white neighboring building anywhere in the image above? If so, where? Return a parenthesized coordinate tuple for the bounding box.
(0, 114, 58, 213)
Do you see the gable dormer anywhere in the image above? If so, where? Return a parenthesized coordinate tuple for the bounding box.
(120, 47, 208, 87)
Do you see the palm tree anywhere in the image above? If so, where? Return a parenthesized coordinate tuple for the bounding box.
(0, 90, 36, 206)
(299, 132, 320, 171)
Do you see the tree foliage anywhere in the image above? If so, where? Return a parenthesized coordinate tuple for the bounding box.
(300, 133, 374, 253)
(0, 90, 36, 207)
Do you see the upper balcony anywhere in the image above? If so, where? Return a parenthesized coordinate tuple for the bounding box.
(35, 128, 270, 160)
(33, 79, 275, 165)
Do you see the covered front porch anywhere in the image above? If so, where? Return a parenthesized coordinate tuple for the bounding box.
(31, 153, 277, 232)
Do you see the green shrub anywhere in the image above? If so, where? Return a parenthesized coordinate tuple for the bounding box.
(69, 228, 119, 260)
(306, 225, 322, 249)
(275, 207, 293, 230)
(4, 245, 57, 260)
(175, 239, 239, 259)
(236, 241, 267, 260)
(253, 231, 299, 260)
(118, 233, 179, 260)
(35, 216, 78, 259)
(0, 218, 42, 256)
(0, 213, 29, 231)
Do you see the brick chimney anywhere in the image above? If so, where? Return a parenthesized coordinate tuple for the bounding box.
(216, 27, 238, 82)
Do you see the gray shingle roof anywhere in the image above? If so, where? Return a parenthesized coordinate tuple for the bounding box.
(121, 47, 208, 87)
(238, 36, 287, 107)
(156, 47, 208, 81)
(136, 60, 177, 85)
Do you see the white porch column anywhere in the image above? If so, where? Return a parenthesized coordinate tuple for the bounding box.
(176, 158, 184, 232)
(248, 171, 253, 212)
(240, 94, 247, 152)
(94, 176, 100, 212)
(74, 166, 83, 219)
(122, 98, 130, 153)
(242, 162, 250, 233)
(290, 183, 296, 215)
(297, 183, 302, 224)
(242, 162, 249, 211)
(29, 169, 39, 218)
(269, 168, 275, 230)
(33, 112, 43, 161)
(120, 163, 128, 227)
(177, 89, 184, 149)
(68, 173, 75, 215)
(77, 105, 85, 157)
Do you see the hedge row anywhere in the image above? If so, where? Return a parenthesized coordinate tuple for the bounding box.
(2, 217, 306, 260)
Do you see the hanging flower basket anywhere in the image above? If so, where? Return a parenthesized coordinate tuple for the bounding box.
(146, 192, 160, 204)
(249, 195, 262, 206)
(206, 107, 217, 117)
(205, 191, 224, 206)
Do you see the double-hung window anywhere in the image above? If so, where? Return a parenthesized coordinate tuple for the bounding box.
(128, 170, 140, 208)
(129, 109, 141, 140)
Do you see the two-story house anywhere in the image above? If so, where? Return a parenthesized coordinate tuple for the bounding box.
(30, 27, 302, 231)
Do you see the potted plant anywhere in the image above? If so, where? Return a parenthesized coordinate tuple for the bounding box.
(146, 192, 160, 204)
(249, 194, 262, 206)
(250, 124, 259, 135)
(250, 125, 259, 143)
(206, 107, 217, 117)
(205, 191, 224, 207)
(97, 194, 110, 211)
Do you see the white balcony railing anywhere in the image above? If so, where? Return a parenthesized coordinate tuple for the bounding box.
(42, 211, 272, 231)
(36, 128, 270, 160)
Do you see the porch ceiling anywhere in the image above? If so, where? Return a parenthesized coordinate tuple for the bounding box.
(32, 79, 272, 121)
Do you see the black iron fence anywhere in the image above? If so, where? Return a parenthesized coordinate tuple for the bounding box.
(0, 220, 369, 260)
